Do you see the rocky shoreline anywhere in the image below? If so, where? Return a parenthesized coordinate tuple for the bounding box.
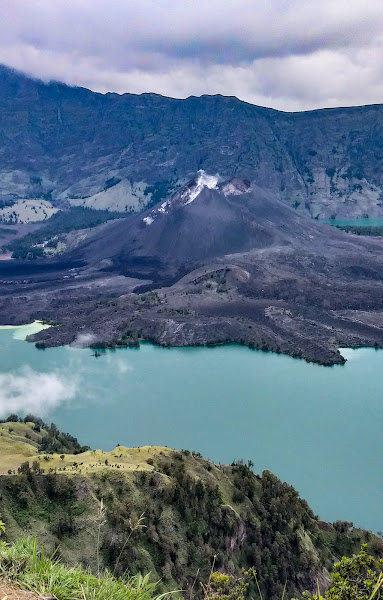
(4, 273, 382, 367)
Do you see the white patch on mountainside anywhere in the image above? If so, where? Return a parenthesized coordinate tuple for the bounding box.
(143, 171, 219, 226)
(183, 170, 219, 204)
(221, 179, 252, 196)
(0, 199, 58, 223)
(158, 201, 170, 213)
(68, 179, 151, 212)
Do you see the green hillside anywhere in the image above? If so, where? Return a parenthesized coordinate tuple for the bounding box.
(0, 418, 382, 600)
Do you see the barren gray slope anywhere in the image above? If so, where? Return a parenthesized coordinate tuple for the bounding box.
(4, 177, 381, 365)
(69, 177, 367, 277)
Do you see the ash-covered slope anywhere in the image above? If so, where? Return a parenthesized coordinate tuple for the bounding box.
(14, 172, 377, 365)
(2, 65, 383, 218)
(70, 171, 348, 282)
(3, 171, 383, 366)
(70, 174, 276, 277)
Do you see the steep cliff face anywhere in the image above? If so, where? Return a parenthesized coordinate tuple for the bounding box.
(1, 65, 383, 219)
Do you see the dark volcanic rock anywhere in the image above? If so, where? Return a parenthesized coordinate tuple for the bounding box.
(3, 64, 383, 363)
(68, 174, 353, 281)
(69, 176, 288, 279)
(3, 176, 383, 366)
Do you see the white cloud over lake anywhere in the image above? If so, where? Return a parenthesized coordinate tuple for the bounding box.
(0, 367, 77, 417)
(1, 0, 383, 111)
(69, 333, 97, 349)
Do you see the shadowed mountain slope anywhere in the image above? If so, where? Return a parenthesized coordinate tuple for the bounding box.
(2, 65, 383, 218)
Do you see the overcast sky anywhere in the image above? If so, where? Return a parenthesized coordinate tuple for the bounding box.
(1, 0, 383, 111)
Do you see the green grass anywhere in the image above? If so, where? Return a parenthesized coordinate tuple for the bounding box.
(0, 537, 178, 600)
(2, 538, 382, 600)
(0, 420, 172, 475)
(1, 420, 383, 600)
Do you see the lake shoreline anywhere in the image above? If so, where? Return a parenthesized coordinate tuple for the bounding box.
(3, 320, 381, 367)
(0, 326, 381, 531)
(4, 319, 348, 366)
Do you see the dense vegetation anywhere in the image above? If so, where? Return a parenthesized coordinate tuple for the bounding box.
(334, 225, 383, 236)
(0, 535, 174, 600)
(1, 530, 381, 600)
(302, 545, 383, 600)
(1, 453, 382, 596)
(144, 178, 180, 208)
(0, 414, 89, 454)
(1, 418, 382, 599)
(5, 207, 126, 258)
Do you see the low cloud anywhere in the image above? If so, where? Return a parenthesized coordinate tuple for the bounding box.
(0, 366, 77, 418)
(70, 333, 97, 349)
(1, 0, 383, 110)
(115, 359, 133, 375)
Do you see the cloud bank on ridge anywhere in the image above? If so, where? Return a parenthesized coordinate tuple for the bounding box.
(1, 1, 383, 111)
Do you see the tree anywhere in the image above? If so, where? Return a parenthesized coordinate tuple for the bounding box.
(202, 568, 257, 600)
(301, 546, 383, 600)
(31, 460, 42, 474)
(6, 414, 19, 423)
(17, 461, 31, 476)
(333, 520, 354, 533)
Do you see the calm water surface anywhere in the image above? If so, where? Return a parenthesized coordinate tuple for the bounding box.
(322, 217, 383, 227)
(0, 324, 382, 532)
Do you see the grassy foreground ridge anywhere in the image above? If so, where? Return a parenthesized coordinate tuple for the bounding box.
(0, 537, 382, 600)
(0, 536, 173, 600)
(0, 416, 382, 600)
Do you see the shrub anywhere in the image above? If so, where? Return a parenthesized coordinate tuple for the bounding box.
(301, 545, 383, 600)
(0, 536, 177, 600)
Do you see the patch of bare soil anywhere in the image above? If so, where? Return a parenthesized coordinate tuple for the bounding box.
(0, 580, 47, 599)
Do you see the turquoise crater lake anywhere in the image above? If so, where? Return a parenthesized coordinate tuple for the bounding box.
(0, 324, 382, 532)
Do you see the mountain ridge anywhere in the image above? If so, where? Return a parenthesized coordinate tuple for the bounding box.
(1, 417, 382, 599)
(3, 66, 383, 364)
(4, 63, 383, 114)
(1, 64, 383, 218)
